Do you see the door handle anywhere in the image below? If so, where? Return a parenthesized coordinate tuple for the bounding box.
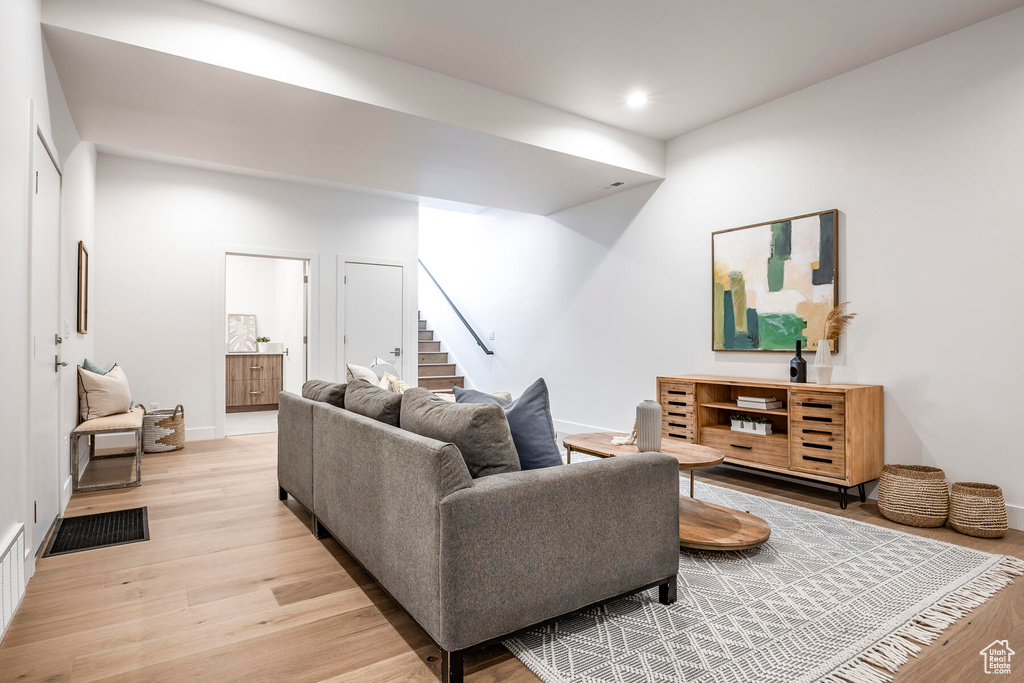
(55, 356, 68, 373)
(391, 347, 401, 357)
(55, 334, 63, 345)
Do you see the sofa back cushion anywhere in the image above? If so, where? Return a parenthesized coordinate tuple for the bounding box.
(345, 378, 402, 427)
(302, 380, 347, 408)
(454, 378, 562, 470)
(401, 388, 520, 479)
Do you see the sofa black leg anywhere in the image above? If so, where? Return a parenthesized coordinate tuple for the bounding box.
(440, 649, 463, 683)
(659, 575, 677, 605)
(313, 516, 329, 540)
(278, 485, 288, 501)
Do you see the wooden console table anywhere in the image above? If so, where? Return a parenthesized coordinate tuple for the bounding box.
(657, 375, 884, 508)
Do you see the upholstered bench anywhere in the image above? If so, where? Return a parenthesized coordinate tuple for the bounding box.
(71, 405, 145, 492)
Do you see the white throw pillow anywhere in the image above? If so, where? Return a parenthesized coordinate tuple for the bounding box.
(346, 363, 379, 384)
(78, 364, 132, 421)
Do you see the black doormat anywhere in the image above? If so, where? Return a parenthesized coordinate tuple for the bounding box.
(43, 507, 149, 557)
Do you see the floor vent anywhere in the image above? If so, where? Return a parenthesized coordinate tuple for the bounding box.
(1, 524, 26, 642)
(43, 507, 149, 557)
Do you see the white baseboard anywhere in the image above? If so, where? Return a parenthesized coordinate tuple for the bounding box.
(554, 418, 618, 436)
(185, 426, 217, 442)
(1007, 504, 1023, 532)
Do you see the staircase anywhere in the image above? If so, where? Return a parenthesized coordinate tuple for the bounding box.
(418, 313, 465, 393)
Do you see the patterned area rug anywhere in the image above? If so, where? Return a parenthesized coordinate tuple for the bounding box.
(504, 465, 1023, 683)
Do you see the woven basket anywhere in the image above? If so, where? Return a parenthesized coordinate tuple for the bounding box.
(143, 404, 185, 453)
(877, 464, 949, 527)
(949, 482, 1007, 538)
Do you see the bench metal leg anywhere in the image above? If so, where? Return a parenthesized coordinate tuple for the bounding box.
(659, 575, 677, 605)
(440, 649, 463, 683)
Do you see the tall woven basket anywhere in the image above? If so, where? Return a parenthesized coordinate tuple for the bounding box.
(143, 404, 185, 453)
(877, 464, 949, 527)
(949, 482, 1008, 538)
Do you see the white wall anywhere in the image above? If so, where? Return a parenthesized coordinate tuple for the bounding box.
(420, 7, 1024, 526)
(225, 254, 306, 395)
(94, 155, 418, 440)
(1, 0, 97, 582)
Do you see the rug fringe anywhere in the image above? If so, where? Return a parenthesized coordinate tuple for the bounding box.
(822, 555, 1024, 683)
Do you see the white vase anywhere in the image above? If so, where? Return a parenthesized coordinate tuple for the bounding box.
(636, 400, 663, 452)
(814, 339, 833, 384)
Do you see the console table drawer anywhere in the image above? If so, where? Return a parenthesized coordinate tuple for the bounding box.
(662, 421, 694, 442)
(701, 427, 788, 468)
(792, 420, 846, 451)
(791, 445, 846, 477)
(660, 383, 695, 414)
(791, 392, 845, 422)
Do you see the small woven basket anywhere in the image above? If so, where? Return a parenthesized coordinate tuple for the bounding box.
(877, 464, 949, 527)
(143, 404, 185, 453)
(949, 482, 1007, 538)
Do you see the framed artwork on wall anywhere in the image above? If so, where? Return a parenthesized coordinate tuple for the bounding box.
(77, 241, 89, 334)
(227, 313, 258, 353)
(712, 209, 838, 352)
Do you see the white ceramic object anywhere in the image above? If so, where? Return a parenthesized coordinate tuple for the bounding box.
(815, 339, 833, 384)
(636, 400, 663, 452)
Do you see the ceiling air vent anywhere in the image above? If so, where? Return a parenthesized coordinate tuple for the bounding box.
(598, 181, 626, 190)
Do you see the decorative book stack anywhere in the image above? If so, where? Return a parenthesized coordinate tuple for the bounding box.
(737, 395, 782, 411)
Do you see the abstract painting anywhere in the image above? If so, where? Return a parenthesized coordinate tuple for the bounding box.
(227, 314, 257, 353)
(712, 210, 838, 352)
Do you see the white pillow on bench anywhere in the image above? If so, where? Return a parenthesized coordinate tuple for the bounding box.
(78, 364, 132, 421)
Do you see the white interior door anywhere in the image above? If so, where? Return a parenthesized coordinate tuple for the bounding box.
(344, 262, 403, 375)
(29, 132, 62, 553)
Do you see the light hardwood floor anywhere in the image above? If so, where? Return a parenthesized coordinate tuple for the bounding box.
(0, 434, 1019, 682)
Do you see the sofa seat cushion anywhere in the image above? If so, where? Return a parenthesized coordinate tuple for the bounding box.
(401, 388, 520, 479)
(302, 380, 347, 408)
(455, 378, 562, 470)
(344, 379, 402, 427)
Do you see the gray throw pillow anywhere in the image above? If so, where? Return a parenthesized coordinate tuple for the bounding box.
(344, 379, 402, 427)
(454, 378, 562, 470)
(400, 388, 520, 479)
(301, 380, 347, 409)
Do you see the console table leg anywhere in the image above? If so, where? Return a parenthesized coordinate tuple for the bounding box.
(837, 486, 848, 510)
(858, 483, 866, 503)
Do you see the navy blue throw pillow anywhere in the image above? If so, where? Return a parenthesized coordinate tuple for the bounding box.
(454, 378, 562, 470)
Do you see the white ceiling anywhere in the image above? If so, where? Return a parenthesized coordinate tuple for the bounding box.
(201, 0, 1024, 140)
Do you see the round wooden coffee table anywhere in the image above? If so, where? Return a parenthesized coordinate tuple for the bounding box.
(563, 432, 771, 551)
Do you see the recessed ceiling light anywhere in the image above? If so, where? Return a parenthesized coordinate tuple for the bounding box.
(626, 92, 648, 108)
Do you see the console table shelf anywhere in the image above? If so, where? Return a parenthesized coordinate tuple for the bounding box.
(700, 402, 789, 416)
(658, 375, 884, 508)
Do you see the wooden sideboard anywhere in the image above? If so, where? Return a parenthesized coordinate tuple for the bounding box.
(657, 374, 883, 508)
(226, 353, 283, 412)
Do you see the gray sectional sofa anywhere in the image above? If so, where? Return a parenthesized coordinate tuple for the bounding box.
(278, 381, 680, 683)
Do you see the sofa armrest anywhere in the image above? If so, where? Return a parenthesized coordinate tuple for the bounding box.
(437, 453, 680, 651)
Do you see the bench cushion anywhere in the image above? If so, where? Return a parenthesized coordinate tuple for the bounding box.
(74, 405, 145, 433)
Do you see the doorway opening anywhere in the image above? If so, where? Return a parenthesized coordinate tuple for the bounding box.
(224, 254, 309, 436)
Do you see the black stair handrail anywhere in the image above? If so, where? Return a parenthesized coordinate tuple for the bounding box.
(418, 259, 494, 355)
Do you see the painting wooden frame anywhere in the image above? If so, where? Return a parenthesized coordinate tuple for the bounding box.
(712, 209, 839, 353)
(77, 241, 89, 334)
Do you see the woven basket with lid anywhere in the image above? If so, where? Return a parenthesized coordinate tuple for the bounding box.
(877, 464, 949, 527)
(949, 482, 1007, 538)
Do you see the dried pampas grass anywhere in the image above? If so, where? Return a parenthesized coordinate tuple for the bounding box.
(824, 302, 857, 342)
